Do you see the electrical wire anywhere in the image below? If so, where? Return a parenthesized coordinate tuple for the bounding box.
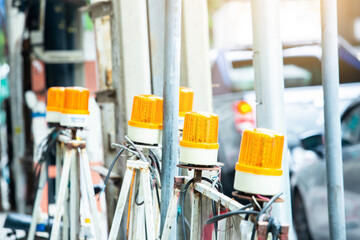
(125, 136, 148, 162)
(111, 143, 139, 157)
(33, 128, 61, 189)
(120, 138, 162, 186)
(98, 148, 124, 199)
(250, 192, 283, 240)
(205, 203, 256, 225)
(211, 175, 223, 240)
(126, 170, 136, 238)
(134, 181, 144, 206)
(257, 194, 271, 214)
(149, 149, 160, 166)
(154, 182, 161, 211)
(149, 149, 161, 174)
(252, 196, 262, 210)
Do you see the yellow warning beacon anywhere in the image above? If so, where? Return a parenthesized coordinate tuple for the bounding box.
(60, 87, 90, 128)
(179, 87, 194, 130)
(128, 95, 163, 145)
(46, 87, 65, 124)
(234, 128, 284, 195)
(180, 112, 219, 165)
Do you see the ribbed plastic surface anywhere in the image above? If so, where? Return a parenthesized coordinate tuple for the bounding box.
(179, 87, 194, 117)
(128, 95, 163, 129)
(236, 128, 284, 176)
(61, 87, 90, 115)
(46, 87, 65, 112)
(180, 112, 219, 149)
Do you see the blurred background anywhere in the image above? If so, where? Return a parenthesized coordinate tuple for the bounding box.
(1, 0, 360, 239)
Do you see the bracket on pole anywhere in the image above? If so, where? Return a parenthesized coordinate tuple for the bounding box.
(95, 89, 117, 103)
(79, 1, 113, 20)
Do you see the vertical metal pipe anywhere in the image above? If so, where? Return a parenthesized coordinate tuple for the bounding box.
(160, 0, 182, 231)
(320, 0, 346, 238)
(250, 0, 294, 237)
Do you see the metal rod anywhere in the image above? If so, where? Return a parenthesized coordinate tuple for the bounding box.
(160, 0, 182, 231)
(250, 0, 294, 237)
(320, 0, 346, 238)
(194, 182, 243, 212)
(141, 167, 155, 240)
(80, 148, 102, 240)
(62, 181, 69, 240)
(70, 149, 80, 240)
(190, 191, 201, 240)
(50, 148, 74, 240)
(108, 167, 134, 240)
(161, 188, 180, 239)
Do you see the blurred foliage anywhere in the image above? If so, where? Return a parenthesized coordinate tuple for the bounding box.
(0, 30, 4, 63)
(84, 13, 93, 31)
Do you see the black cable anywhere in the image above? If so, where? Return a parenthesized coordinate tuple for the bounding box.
(134, 183, 144, 206)
(148, 154, 161, 179)
(205, 203, 253, 225)
(155, 182, 161, 211)
(149, 149, 161, 173)
(33, 128, 61, 191)
(250, 192, 283, 240)
(31, 127, 61, 237)
(124, 144, 160, 185)
(267, 216, 275, 238)
(211, 177, 224, 239)
(98, 148, 124, 198)
(266, 216, 281, 240)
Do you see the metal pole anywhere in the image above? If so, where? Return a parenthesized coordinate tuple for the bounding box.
(5, 0, 26, 213)
(250, 0, 294, 237)
(320, 0, 346, 238)
(160, 0, 181, 231)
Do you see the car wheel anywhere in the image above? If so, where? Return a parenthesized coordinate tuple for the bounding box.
(293, 190, 313, 240)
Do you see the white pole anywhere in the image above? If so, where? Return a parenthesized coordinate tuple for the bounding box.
(5, 0, 26, 213)
(180, 0, 213, 112)
(250, 0, 295, 238)
(320, 0, 346, 238)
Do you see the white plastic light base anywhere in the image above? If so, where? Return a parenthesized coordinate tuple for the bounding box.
(60, 113, 89, 128)
(233, 170, 282, 196)
(179, 146, 218, 166)
(128, 125, 162, 145)
(46, 110, 60, 123)
(178, 116, 185, 130)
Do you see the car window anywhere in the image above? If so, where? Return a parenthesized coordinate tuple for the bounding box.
(229, 57, 321, 92)
(342, 105, 360, 145)
(228, 54, 360, 92)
